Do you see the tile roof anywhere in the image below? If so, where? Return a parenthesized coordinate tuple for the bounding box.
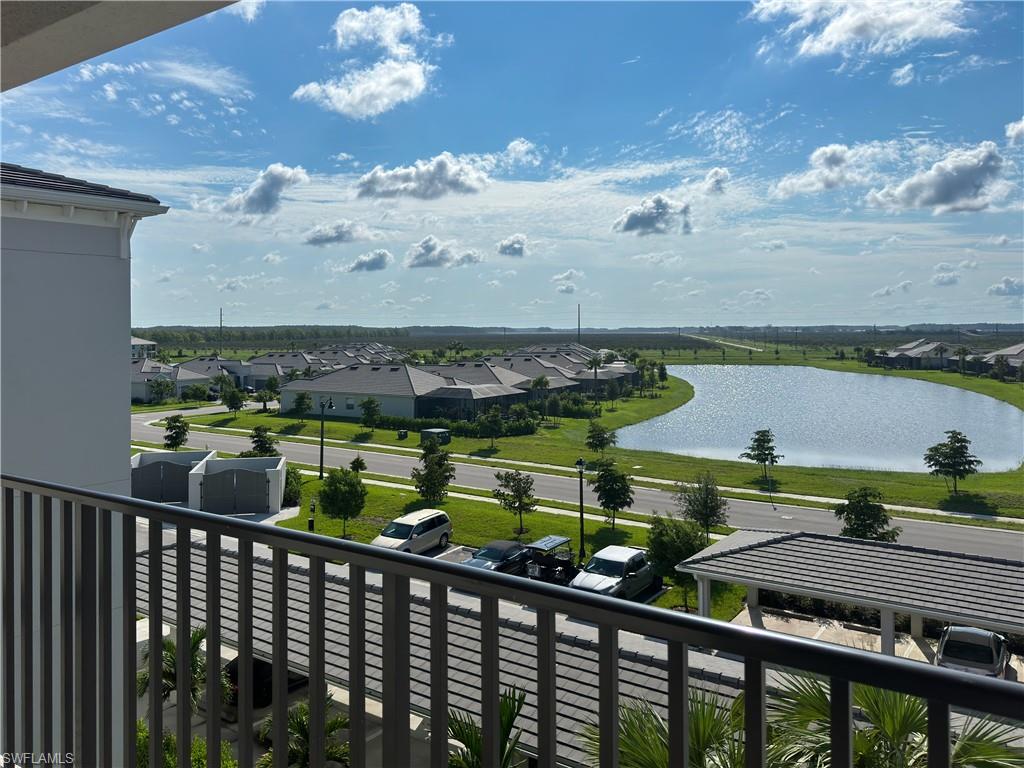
(418, 362, 532, 389)
(281, 364, 447, 397)
(678, 530, 1024, 633)
(1, 162, 161, 204)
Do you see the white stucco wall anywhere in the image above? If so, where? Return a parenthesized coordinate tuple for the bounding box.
(1, 212, 129, 493)
(279, 388, 416, 419)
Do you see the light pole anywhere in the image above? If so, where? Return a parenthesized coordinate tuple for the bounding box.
(308, 498, 316, 533)
(575, 457, 587, 563)
(318, 396, 334, 479)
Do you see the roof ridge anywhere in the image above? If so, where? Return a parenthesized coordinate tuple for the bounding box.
(682, 529, 796, 564)
(796, 530, 1024, 567)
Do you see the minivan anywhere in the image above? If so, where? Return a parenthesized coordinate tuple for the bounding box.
(371, 509, 452, 554)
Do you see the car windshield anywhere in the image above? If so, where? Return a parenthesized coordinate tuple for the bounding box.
(584, 556, 623, 577)
(943, 639, 995, 665)
(476, 547, 511, 561)
(380, 522, 414, 539)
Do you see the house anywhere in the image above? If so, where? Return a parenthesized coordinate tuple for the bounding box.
(418, 361, 533, 390)
(130, 335, 157, 360)
(480, 354, 582, 391)
(178, 355, 285, 390)
(882, 339, 949, 370)
(130, 358, 211, 402)
(981, 342, 1024, 375)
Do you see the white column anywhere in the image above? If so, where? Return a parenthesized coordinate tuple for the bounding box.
(746, 585, 760, 609)
(910, 613, 924, 638)
(696, 577, 712, 617)
(880, 609, 896, 655)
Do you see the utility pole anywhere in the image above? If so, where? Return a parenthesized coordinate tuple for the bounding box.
(219, 307, 223, 356)
(577, 304, 581, 345)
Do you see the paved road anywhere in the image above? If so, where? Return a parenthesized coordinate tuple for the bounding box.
(132, 410, 1024, 560)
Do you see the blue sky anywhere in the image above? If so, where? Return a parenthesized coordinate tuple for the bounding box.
(3, 0, 1023, 327)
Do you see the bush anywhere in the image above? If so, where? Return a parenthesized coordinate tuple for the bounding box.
(369, 413, 539, 439)
(136, 720, 238, 768)
(647, 516, 705, 579)
(282, 465, 302, 507)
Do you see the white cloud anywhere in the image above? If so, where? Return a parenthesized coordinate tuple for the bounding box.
(702, 167, 731, 194)
(486, 280, 501, 288)
(225, 0, 266, 22)
(986, 235, 1011, 246)
(872, 280, 912, 297)
(759, 239, 787, 251)
(357, 150, 489, 199)
(930, 271, 960, 286)
(218, 273, 263, 292)
(344, 249, 394, 273)
(219, 163, 309, 216)
(775, 142, 895, 197)
(987, 277, 1023, 296)
(866, 141, 1009, 214)
(332, 3, 428, 59)
(613, 193, 691, 236)
(497, 233, 528, 258)
(890, 63, 915, 86)
(405, 235, 481, 268)
(191, 242, 210, 253)
(292, 59, 432, 120)
(738, 288, 773, 305)
(155, 270, 178, 283)
(409, 294, 431, 303)
(41, 133, 120, 158)
(76, 61, 150, 82)
(315, 301, 336, 311)
(149, 59, 252, 99)
(1006, 117, 1024, 146)
(551, 269, 584, 283)
(262, 251, 284, 265)
(556, 282, 576, 294)
(750, 0, 968, 59)
(672, 109, 754, 160)
(933, 261, 955, 272)
(380, 280, 400, 293)
(303, 219, 374, 246)
(958, 258, 978, 270)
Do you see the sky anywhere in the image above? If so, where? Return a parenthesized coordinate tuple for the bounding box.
(3, 0, 1023, 329)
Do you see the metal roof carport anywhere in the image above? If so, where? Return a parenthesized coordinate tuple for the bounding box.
(676, 530, 1024, 655)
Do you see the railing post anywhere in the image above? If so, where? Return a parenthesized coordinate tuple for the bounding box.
(272, 547, 289, 768)
(928, 699, 951, 768)
(2, 487, 14, 749)
(309, 555, 326, 768)
(830, 678, 852, 768)
(122, 514, 137, 766)
(535, 608, 557, 768)
(668, 640, 689, 768)
(481, 595, 500, 768)
(744, 657, 766, 768)
(348, 565, 366, 768)
(176, 526, 192, 768)
(19, 491, 34, 752)
(598, 625, 619, 768)
(98, 509, 113, 764)
(59, 500, 73, 753)
(39, 496, 53, 752)
(148, 515, 163, 768)
(382, 571, 410, 767)
(430, 582, 449, 768)
(237, 539, 254, 768)
(206, 532, 222, 768)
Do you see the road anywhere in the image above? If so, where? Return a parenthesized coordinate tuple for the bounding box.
(132, 409, 1024, 560)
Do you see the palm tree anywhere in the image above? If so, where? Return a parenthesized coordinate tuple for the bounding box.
(447, 687, 525, 768)
(955, 345, 970, 375)
(137, 625, 226, 715)
(255, 696, 349, 768)
(531, 375, 550, 421)
(586, 355, 603, 403)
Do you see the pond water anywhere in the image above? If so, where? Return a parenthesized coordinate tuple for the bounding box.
(616, 366, 1024, 472)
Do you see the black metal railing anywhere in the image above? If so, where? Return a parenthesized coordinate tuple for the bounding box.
(2, 474, 1022, 767)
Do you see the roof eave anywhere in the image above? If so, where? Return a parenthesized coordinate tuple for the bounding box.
(2, 184, 168, 216)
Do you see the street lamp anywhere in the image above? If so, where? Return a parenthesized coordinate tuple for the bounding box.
(308, 498, 316, 533)
(318, 396, 335, 479)
(575, 456, 587, 563)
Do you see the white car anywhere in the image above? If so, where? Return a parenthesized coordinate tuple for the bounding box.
(935, 626, 1011, 678)
(371, 509, 452, 554)
(570, 545, 657, 599)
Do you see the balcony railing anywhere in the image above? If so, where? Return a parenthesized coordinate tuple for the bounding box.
(2, 473, 1022, 767)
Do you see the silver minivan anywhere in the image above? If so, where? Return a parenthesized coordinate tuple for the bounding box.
(935, 625, 1010, 678)
(371, 509, 452, 554)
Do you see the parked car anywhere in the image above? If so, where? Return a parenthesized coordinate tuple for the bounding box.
(935, 625, 1010, 678)
(463, 540, 531, 574)
(371, 509, 452, 554)
(570, 545, 657, 599)
(525, 534, 578, 585)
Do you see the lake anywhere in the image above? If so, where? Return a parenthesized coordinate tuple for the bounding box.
(616, 365, 1024, 472)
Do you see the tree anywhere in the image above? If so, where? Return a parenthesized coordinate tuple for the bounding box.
(531, 375, 549, 420)
(646, 516, 705, 582)
(739, 429, 784, 481)
(255, 696, 349, 768)
(163, 414, 190, 451)
(585, 420, 616, 457)
(148, 378, 175, 404)
(508, 403, 532, 423)
(586, 355, 603, 403)
(223, 387, 246, 415)
(478, 405, 504, 449)
(180, 383, 209, 402)
(833, 486, 901, 542)
(286, 368, 302, 382)
(137, 626, 225, 715)
(448, 687, 525, 768)
(923, 430, 982, 494)
(605, 378, 621, 405)
(247, 425, 280, 457)
(349, 454, 367, 473)
(493, 470, 537, 535)
(254, 389, 273, 412)
(657, 362, 668, 385)
(546, 394, 562, 423)
(411, 442, 456, 505)
(282, 465, 302, 507)
(319, 467, 367, 539)
(359, 396, 382, 433)
(674, 472, 729, 543)
(211, 372, 234, 394)
(991, 354, 1010, 381)
(955, 345, 970, 375)
(292, 391, 313, 422)
(588, 460, 633, 530)
(265, 375, 281, 398)
(644, 368, 657, 395)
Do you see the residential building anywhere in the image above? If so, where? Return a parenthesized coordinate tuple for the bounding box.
(130, 335, 157, 360)
(130, 358, 211, 402)
(981, 342, 1024, 375)
(178, 355, 285, 390)
(882, 339, 950, 370)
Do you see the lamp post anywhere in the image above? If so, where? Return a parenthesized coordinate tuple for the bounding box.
(575, 457, 587, 563)
(308, 498, 316, 533)
(318, 396, 334, 479)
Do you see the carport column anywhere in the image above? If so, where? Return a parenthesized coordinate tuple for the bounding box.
(880, 609, 896, 655)
(697, 576, 712, 617)
(910, 613, 924, 639)
(746, 585, 759, 609)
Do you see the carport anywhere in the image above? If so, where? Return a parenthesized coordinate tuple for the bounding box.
(676, 530, 1024, 655)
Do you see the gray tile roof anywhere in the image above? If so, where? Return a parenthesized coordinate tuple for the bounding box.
(281, 364, 447, 398)
(426, 383, 527, 400)
(480, 356, 580, 389)
(418, 362, 532, 389)
(678, 531, 1024, 633)
(1, 162, 161, 204)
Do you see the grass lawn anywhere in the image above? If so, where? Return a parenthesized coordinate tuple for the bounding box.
(186, 369, 1024, 518)
(652, 576, 747, 623)
(131, 399, 213, 413)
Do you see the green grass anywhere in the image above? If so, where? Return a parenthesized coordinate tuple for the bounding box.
(131, 399, 213, 413)
(651, 576, 747, 622)
(276, 476, 651, 553)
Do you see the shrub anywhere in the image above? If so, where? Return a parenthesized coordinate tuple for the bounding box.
(136, 719, 238, 768)
(282, 465, 302, 507)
